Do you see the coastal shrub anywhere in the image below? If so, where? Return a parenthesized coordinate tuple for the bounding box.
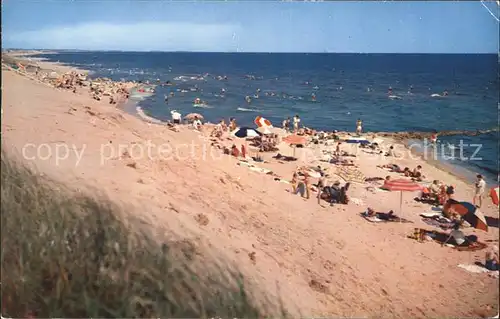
(0, 150, 267, 318)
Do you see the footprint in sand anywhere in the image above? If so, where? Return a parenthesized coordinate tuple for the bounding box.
(194, 213, 209, 226)
(248, 251, 256, 264)
(309, 279, 329, 294)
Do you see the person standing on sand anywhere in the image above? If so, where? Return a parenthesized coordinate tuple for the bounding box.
(293, 115, 300, 133)
(282, 117, 290, 132)
(356, 119, 363, 135)
(335, 142, 342, 157)
(229, 118, 237, 131)
(474, 174, 486, 208)
(193, 116, 202, 131)
(303, 173, 311, 199)
(291, 172, 298, 193)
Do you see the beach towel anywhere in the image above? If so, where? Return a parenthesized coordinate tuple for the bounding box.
(422, 217, 455, 230)
(362, 215, 383, 222)
(361, 212, 412, 223)
(457, 264, 491, 274)
(408, 229, 488, 251)
(274, 178, 290, 184)
(455, 242, 488, 252)
(238, 161, 254, 167)
(420, 212, 442, 218)
(248, 166, 272, 174)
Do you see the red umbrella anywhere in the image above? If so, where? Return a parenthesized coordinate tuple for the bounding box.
(444, 200, 488, 232)
(282, 134, 306, 145)
(282, 134, 307, 157)
(254, 116, 273, 128)
(383, 179, 422, 220)
(490, 186, 499, 206)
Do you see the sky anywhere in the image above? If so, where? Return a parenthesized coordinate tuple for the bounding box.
(2, 1, 499, 53)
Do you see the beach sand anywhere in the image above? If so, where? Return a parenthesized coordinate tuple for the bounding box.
(2, 56, 499, 318)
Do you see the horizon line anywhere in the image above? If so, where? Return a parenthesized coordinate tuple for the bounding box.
(3, 48, 499, 55)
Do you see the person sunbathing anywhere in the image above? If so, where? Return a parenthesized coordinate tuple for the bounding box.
(366, 208, 395, 219)
(273, 153, 297, 161)
(330, 158, 355, 166)
(485, 246, 499, 271)
(378, 163, 398, 170)
(377, 164, 408, 174)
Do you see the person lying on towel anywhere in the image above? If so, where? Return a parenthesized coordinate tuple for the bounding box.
(485, 246, 499, 271)
(366, 208, 394, 219)
(377, 164, 410, 176)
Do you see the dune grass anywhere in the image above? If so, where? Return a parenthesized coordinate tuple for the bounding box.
(0, 150, 268, 318)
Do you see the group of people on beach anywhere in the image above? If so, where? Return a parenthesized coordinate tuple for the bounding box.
(5, 59, 134, 106)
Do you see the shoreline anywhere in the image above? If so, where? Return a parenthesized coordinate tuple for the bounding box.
(4, 50, 497, 189)
(3, 53, 499, 318)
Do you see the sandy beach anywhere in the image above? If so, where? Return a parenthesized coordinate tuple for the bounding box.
(2, 52, 499, 318)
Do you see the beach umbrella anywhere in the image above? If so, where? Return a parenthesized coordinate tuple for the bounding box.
(254, 116, 273, 128)
(184, 113, 204, 122)
(282, 134, 307, 157)
(231, 127, 263, 159)
(257, 126, 273, 135)
(490, 186, 499, 205)
(383, 179, 422, 219)
(444, 200, 488, 232)
(232, 127, 262, 139)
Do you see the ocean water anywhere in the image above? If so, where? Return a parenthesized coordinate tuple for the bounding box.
(35, 52, 499, 182)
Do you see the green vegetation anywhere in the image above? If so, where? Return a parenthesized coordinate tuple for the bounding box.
(1, 150, 269, 318)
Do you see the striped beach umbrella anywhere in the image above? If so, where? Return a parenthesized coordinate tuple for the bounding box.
(490, 186, 499, 205)
(254, 116, 273, 128)
(445, 200, 488, 232)
(382, 179, 423, 220)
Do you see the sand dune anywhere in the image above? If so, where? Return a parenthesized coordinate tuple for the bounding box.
(2, 66, 498, 318)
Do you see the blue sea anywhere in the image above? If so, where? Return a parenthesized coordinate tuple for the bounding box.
(35, 52, 499, 182)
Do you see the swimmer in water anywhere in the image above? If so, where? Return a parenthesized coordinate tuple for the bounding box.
(408, 85, 413, 94)
(221, 88, 226, 94)
(245, 95, 252, 104)
(164, 95, 169, 104)
(388, 87, 393, 95)
(311, 93, 316, 102)
(169, 92, 175, 97)
(443, 90, 449, 96)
